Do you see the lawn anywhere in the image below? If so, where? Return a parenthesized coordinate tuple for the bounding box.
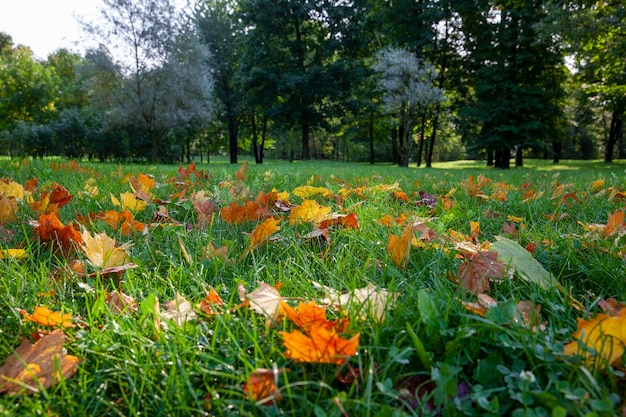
(0, 158, 625, 416)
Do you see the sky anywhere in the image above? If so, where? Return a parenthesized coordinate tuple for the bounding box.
(0, 0, 103, 60)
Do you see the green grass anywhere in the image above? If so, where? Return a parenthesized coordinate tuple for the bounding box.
(1, 158, 625, 416)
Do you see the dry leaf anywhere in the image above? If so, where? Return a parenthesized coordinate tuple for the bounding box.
(105, 290, 137, 316)
(81, 230, 132, 268)
(20, 306, 75, 328)
(199, 287, 225, 316)
(292, 186, 334, 199)
(111, 192, 148, 212)
(0, 330, 80, 395)
(280, 326, 359, 365)
(318, 212, 360, 230)
(563, 309, 626, 369)
(244, 367, 283, 404)
(455, 251, 507, 294)
(243, 282, 283, 320)
(387, 225, 412, 268)
(161, 293, 196, 327)
(289, 200, 331, 226)
(247, 218, 281, 250)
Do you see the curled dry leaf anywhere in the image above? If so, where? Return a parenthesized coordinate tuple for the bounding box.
(81, 230, 132, 269)
(0, 329, 80, 395)
(161, 293, 196, 328)
(455, 251, 507, 294)
(240, 282, 283, 320)
(199, 287, 225, 316)
(313, 281, 398, 323)
(247, 218, 281, 250)
(105, 290, 138, 316)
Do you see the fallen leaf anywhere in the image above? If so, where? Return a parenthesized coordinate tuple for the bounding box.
(563, 309, 626, 369)
(161, 293, 196, 327)
(111, 192, 148, 212)
(455, 251, 507, 294)
(81, 230, 132, 268)
(0, 330, 80, 395)
(289, 200, 331, 226)
(20, 306, 75, 328)
(247, 218, 281, 250)
(199, 287, 225, 316)
(280, 326, 359, 365)
(318, 212, 360, 230)
(292, 186, 334, 199)
(0, 196, 19, 223)
(243, 282, 283, 320)
(244, 367, 283, 404)
(387, 225, 412, 268)
(32, 212, 82, 255)
(280, 301, 347, 332)
(105, 290, 137, 316)
(220, 201, 264, 224)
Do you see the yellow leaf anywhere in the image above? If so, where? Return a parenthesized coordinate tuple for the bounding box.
(563, 309, 626, 369)
(0, 181, 24, 200)
(292, 186, 334, 199)
(0, 196, 19, 223)
(0, 249, 27, 259)
(111, 192, 148, 212)
(248, 218, 281, 249)
(289, 200, 331, 226)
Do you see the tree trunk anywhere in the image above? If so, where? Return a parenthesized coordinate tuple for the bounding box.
(605, 106, 624, 163)
(487, 149, 494, 166)
(552, 140, 561, 163)
(369, 111, 375, 164)
(426, 107, 440, 168)
(228, 114, 238, 164)
(391, 126, 399, 164)
(416, 112, 426, 167)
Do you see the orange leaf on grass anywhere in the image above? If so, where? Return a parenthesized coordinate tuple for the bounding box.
(318, 212, 360, 230)
(20, 306, 75, 328)
(97, 209, 146, 235)
(247, 218, 281, 250)
(32, 212, 82, 254)
(280, 300, 348, 333)
(220, 201, 265, 224)
(562, 309, 626, 369)
(30, 184, 73, 214)
(199, 287, 225, 316)
(244, 368, 283, 404)
(280, 326, 359, 365)
(235, 161, 248, 182)
(0, 330, 80, 395)
(603, 210, 625, 238)
(387, 225, 412, 268)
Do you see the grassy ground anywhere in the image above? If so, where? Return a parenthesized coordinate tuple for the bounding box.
(0, 158, 625, 416)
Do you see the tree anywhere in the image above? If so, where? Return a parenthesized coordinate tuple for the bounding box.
(82, 0, 214, 163)
(374, 47, 444, 167)
(239, 0, 366, 160)
(195, 0, 245, 164)
(456, 0, 566, 168)
(0, 37, 58, 134)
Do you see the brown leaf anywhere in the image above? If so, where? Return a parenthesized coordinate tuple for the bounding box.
(105, 290, 138, 316)
(455, 251, 507, 294)
(244, 367, 283, 404)
(0, 330, 80, 395)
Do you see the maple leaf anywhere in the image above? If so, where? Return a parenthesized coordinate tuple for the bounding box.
(387, 225, 412, 268)
(279, 301, 344, 332)
(455, 251, 507, 294)
(203, 242, 229, 261)
(20, 306, 75, 328)
(235, 161, 248, 182)
(246, 218, 281, 250)
(161, 293, 196, 328)
(292, 186, 334, 199)
(239, 282, 283, 320)
(318, 212, 360, 230)
(105, 290, 138, 316)
(0, 330, 80, 395)
(391, 190, 410, 203)
(97, 209, 146, 235)
(192, 197, 219, 229)
(0, 196, 19, 223)
(0, 249, 26, 259)
(81, 230, 132, 269)
(280, 326, 359, 365)
(220, 201, 265, 224)
(0, 180, 25, 200)
(562, 309, 626, 369)
(244, 367, 283, 404)
(315, 281, 399, 323)
(32, 212, 82, 255)
(199, 287, 225, 316)
(289, 200, 331, 226)
(111, 192, 148, 212)
(30, 184, 73, 215)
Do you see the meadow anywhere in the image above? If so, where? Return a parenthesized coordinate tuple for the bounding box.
(0, 157, 625, 416)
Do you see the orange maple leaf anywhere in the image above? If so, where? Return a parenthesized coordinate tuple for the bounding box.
(244, 368, 282, 404)
(220, 201, 264, 224)
(30, 184, 73, 214)
(33, 212, 82, 254)
(280, 300, 348, 333)
(563, 309, 626, 369)
(280, 326, 359, 365)
(387, 225, 412, 268)
(603, 210, 625, 238)
(199, 287, 226, 316)
(20, 306, 75, 328)
(247, 218, 281, 250)
(318, 212, 360, 230)
(97, 209, 146, 235)
(0, 329, 80, 395)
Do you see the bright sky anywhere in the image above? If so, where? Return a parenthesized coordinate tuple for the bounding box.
(0, 0, 102, 59)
